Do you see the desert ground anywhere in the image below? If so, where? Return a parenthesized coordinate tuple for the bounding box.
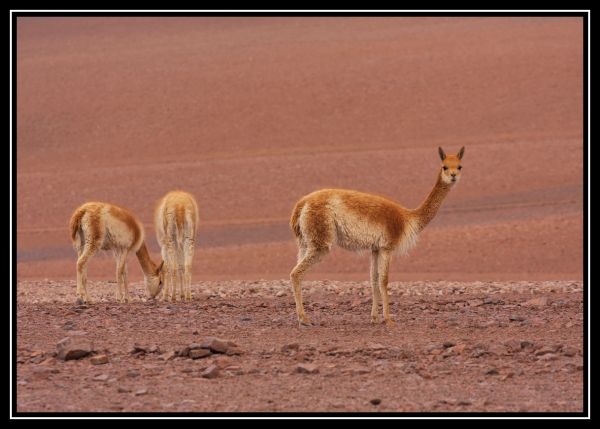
(15, 17, 584, 413)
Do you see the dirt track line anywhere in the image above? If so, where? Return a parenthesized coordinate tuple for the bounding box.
(18, 133, 581, 177)
(16, 198, 581, 235)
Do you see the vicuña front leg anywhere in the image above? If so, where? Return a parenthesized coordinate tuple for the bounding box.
(377, 250, 395, 327)
(370, 250, 381, 324)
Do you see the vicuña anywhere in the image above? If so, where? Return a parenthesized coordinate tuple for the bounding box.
(69, 202, 163, 303)
(154, 190, 199, 302)
(289, 146, 465, 326)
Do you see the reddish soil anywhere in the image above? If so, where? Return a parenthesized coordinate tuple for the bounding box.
(16, 280, 583, 412)
(15, 17, 585, 413)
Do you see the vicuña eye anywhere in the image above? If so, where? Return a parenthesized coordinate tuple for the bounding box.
(443, 166, 448, 171)
(458, 166, 462, 170)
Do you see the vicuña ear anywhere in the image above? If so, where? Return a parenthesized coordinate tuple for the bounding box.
(438, 147, 446, 161)
(457, 146, 465, 160)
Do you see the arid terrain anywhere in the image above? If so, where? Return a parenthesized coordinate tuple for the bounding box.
(15, 17, 585, 413)
(16, 279, 583, 412)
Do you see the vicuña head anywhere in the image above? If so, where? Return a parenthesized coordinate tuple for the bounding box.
(439, 146, 465, 185)
(289, 146, 465, 326)
(69, 202, 164, 303)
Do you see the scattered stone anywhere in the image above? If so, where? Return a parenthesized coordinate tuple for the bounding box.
(509, 315, 525, 322)
(535, 346, 559, 356)
(276, 290, 286, 297)
(56, 337, 93, 361)
(468, 299, 484, 307)
(126, 369, 140, 378)
(32, 367, 54, 379)
(524, 296, 549, 307)
(538, 353, 559, 361)
(131, 344, 148, 354)
(352, 367, 371, 375)
(281, 343, 300, 353)
(93, 373, 109, 382)
(161, 351, 177, 361)
(200, 337, 231, 354)
(484, 368, 499, 376)
(370, 398, 382, 405)
(295, 363, 319, 374)
(189, 349, 212, 359)
(117, 387, 131, 393)
(135, 388, 148, 396)
(443, 341, 455, 348)
(201, 364, 220, 379)
(425, 344, 444, 354)
(503, 340, 522, 353)
(520, 341, 535, 351)
(225, 346, 243, 356)
(148, 345, 160, 354)
(562, 347, 578, 357)
(457, 400, 472, 406)
(91, 354, 109, 365)
(449, 344, 466, 354)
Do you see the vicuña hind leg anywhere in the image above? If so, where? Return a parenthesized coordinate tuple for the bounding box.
(183, 240, 194, 301)
(76, 245, 97, 304)
(377, 250, 395, 327)
(290, 247, 325, 326)
(370, 250, 381, 324)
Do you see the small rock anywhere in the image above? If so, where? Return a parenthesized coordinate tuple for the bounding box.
(538, 353, 559, 361)
(484, 368, 499, 376)
(225, 346, 243, 356)
(509, 315, 526, 322)
(117, 386, 131, 393)
(200, 337, 231, 354)
(370, 398, 382, 405)
(275, 290, 286, 297)
(443, 341, 455, 348)
(91, 354, 109, 365)
(520, 341, 535, 350)
(201, 364, 220, 379)
(130, 344, 148, 355)
(295, 363, 319, 374)
(126, 369, 140, 378)
(524, 296, 549, 307)
(535, 346, 558, 356)
(56, 337, 93, 361)
(281, 343, 300, 353)
(32, 367, 54, 379)
(450, 344, 466, 354)
(425, 344, 444, 354)
(457, 400, 472, 406)
(562, 347, 578, 357)
(468, 299, 484, 307)
(93, 373, 109, 382)
(189, 349, 211, 359)
(352, 367, 371, 375)
(135, 388, 148, 396)
(160, 351, 177, 361)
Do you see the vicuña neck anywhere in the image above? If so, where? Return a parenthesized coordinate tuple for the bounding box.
(136, 242, 157, 277)
(412, 173, 452, 230)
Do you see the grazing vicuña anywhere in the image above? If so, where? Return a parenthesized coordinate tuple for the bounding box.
(154, 190, 199, 302)
(69, 202, 163, 303)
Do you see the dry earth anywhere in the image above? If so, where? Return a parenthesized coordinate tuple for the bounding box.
(16, 279, 583, 413)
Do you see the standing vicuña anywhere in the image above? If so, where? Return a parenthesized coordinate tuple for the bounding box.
(290, 146, 465, 326)
(154, 190, 199, 302)
(69, 202, 163, 304)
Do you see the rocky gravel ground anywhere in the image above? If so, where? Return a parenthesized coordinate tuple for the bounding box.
(15, 280, 584, 413)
